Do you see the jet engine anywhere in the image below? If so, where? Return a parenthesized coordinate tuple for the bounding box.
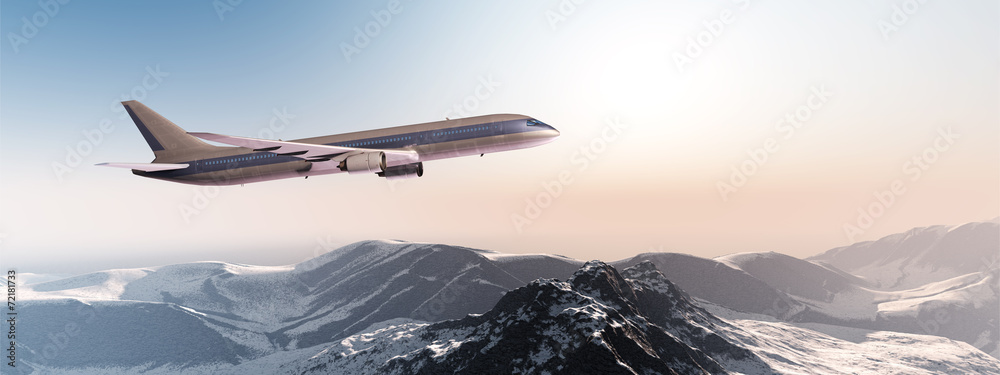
(339, 152, 385, 174)
(377, 162, 424, 180)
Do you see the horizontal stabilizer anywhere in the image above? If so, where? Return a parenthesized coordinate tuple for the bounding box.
(96, 162, 189, 172)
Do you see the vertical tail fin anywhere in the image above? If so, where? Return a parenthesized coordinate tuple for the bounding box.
(122, 100, 215, 156)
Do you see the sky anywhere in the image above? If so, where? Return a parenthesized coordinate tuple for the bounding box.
(1, 0, 998, 275)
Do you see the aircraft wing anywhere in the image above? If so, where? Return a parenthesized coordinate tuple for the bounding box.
(95, 162, 189, 172)
(188, 132, 419, 165)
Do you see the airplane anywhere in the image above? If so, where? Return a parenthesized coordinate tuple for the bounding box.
(97, 101, 560, 185)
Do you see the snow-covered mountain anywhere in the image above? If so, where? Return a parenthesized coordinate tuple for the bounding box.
(609, 220, 999, 359)
(17, 241, 582, 372)
(285, 261, 773, 374)
(714, 220, 1000, 357)
(611, 253, 808, 319)
(271, 261, 998, 375)
(14, 220, 999, 373)
(810, 219, 999, 290)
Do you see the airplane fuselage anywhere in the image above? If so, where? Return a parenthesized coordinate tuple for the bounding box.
(133, 113, 559, 185)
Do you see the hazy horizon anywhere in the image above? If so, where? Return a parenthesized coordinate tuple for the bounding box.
(2, 1, 998, 275)
(9, 217, 998, 276)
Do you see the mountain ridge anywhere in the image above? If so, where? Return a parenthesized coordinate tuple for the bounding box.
(16, 219, 1000, 373)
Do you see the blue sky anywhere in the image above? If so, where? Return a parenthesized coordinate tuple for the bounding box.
(2, 0, 997, 274)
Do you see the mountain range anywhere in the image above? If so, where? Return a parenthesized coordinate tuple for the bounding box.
(14, 219, 1000, 374)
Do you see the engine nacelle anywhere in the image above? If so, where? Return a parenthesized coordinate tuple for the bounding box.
(377, 162, 424, 180)
(339, 152, 385, 174)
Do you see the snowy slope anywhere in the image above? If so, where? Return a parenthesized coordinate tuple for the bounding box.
(285, 261, 775, 374)
(716, 237, 1000, 358)
(613, 252, 808, 319)
(17, 240, 583, 371)
(278, 261, 1000, 375)
(16, 220, 999, 373)
(809, 219, 999, 290)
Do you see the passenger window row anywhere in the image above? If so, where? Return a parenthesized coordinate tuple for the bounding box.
(343, 136, 412, 148)
(433, 125, 489, 137)
(206, 153, 276, 165)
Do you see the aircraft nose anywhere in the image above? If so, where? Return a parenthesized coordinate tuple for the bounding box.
(543, 127, 560, 140)
(544, 124, 560, 138)
(527, 118, 560, 140)
(540, 127, 560, 144)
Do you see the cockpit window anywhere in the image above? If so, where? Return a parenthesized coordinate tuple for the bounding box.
(526, 119, 547, 127)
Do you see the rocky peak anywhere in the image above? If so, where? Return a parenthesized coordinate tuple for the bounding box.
(568, 260, 641, 310)
(321, 261, 771, 375)
(621, 260, 679, 296)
